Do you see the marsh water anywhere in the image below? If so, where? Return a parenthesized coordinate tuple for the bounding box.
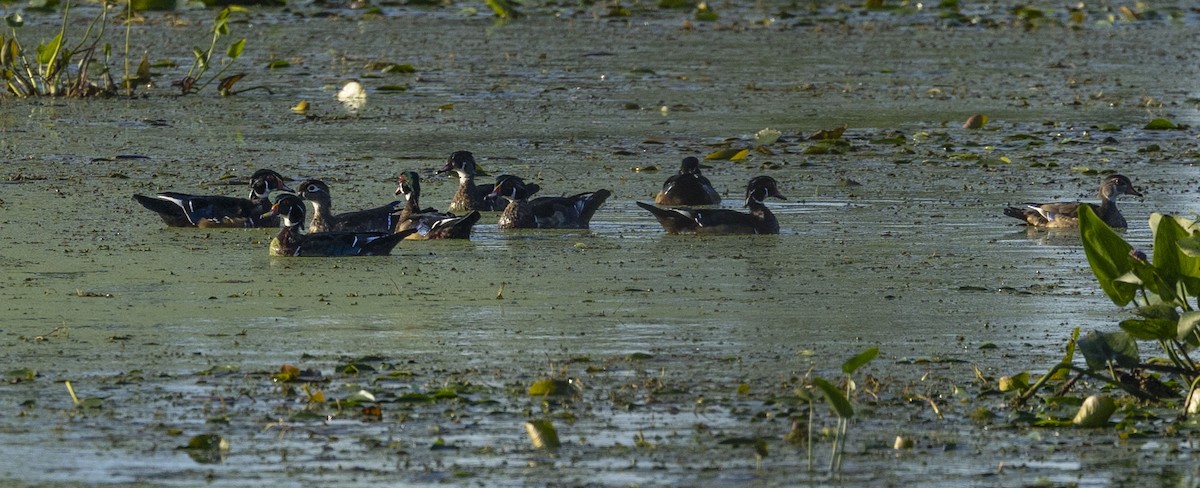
(3, 2, 1200, 486)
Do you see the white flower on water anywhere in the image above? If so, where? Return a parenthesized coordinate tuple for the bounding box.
(337, 80, 367, 113)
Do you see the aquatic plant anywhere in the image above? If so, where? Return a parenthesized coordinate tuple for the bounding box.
(1012, 206, 1200, 419)
(1, 3, 120, 96)
(797, 346, 878, 473)
(175, 7, 248, 95)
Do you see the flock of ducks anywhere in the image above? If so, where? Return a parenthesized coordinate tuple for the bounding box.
(132, 151, 1143, 256)
(132, 151, 787, 256)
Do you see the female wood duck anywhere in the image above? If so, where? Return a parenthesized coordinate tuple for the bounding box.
(393, 171, 481, 239)
(637, 175, 786, 235)
(296, 179, 404, 233)
(436, 151, 541, 212)
(266, 194, 415, 256)
(1004, 174, 1143, 228)
(437, 150, 494, 213)
(655, 156, 721, 206)
(489, 175, 611, 229)
(133, 169, 293, 227)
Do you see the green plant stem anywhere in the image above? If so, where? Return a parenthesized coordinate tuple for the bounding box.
(807, 402, 814, 473)
(1013, 363, 1122, 407)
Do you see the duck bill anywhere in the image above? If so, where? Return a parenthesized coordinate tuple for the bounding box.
(436, 161, 454, 175)
(263, 202, 282, 220)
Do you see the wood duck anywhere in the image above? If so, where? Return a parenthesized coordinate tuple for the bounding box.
(437, 150, 493, 213)
(637, 175, 786, 235)
(490, 175, 611, 229)
(1004, 174, 1143, 229)
(655, 156, 721, 206)
(266, 194, 415, 256)
(436, 151, 541, 212)
(133, 169, 292, 227)
(296, 179, 404, 233)
(393, 171, 481, 239)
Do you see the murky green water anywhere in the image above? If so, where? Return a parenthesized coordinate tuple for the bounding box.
(2, 2, 1200, 486)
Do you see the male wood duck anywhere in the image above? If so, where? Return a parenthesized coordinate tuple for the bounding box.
(266, 194, 415, 256)
(393, 171, 481, 239)
(296, 179, 403, 233)
(436, 151, 541, 212)
(637, 175, 786, 235)
(655, 156, 721, 206)
(489, 175, 611, 229)
(133, 169, 292, 227)
(1004, 174, 1143, 229)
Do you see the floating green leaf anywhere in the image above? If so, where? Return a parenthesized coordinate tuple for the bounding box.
(5, 368, 35, 383)
(658, 0, 691, 8)
(1144, 118, 1178, 130)
(528, 378, 576, 396)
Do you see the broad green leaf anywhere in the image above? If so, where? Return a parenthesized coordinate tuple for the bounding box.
(1119, 318, 1176, 341)
(841, 347, 879, 375)
(812, 377, 853, 419)
(1134, 304, 1180, 320)
(227, 38, 245, 59)
(1146, 214, 1200, 297)
(36, 33, 62, 65)
(1078, 330, 1139, 372)
(1079, 205, 1138, 306)
(1177, 311, 1200, 346)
